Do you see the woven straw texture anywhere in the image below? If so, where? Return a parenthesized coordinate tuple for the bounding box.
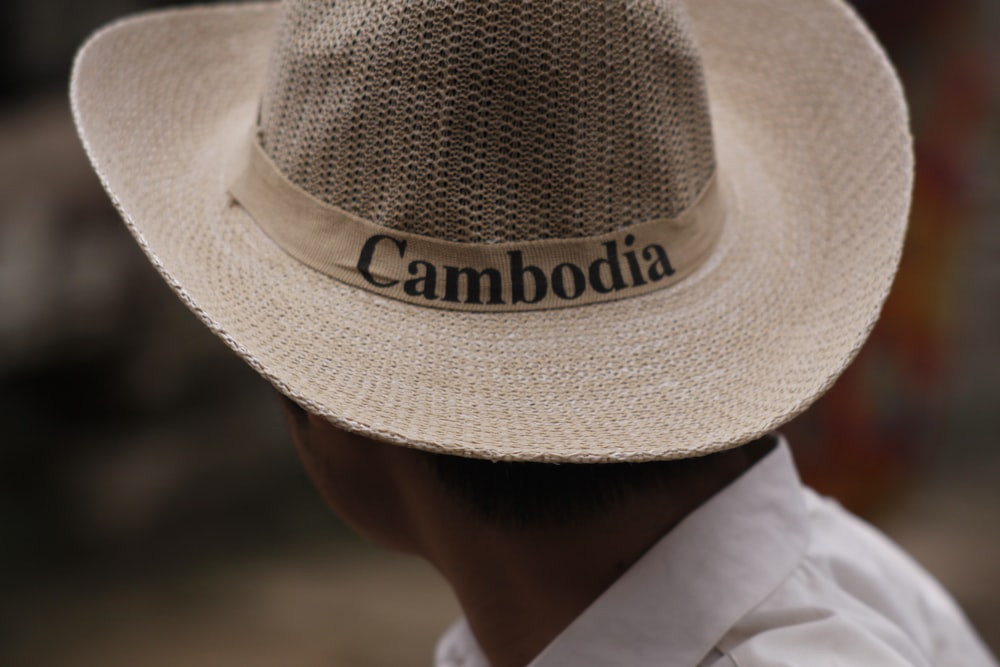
(260, 0, 715, 242)
(71, 0, 912, 461)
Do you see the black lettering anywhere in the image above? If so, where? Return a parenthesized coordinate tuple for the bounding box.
(509, 251, 547, 304)
(444, 266, 504, 304)
(588, 241, 627, 293)
(404, 260, 438, 299)
(643, 243, 675, 282)
(551, 262, 586, 300)
(623, 234, 647, 287)
(357, 234, 406, 287)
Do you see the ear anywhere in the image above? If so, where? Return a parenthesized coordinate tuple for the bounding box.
(306, 411, 329, 429)
(276, 391, 310, 434)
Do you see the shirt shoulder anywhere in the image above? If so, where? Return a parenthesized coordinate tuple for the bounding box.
(714, 490, 998, 667)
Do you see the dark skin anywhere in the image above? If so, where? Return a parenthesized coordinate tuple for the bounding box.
(282, 399, 772, 667)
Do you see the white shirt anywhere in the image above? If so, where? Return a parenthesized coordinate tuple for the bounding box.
(434, 439, 998, 667)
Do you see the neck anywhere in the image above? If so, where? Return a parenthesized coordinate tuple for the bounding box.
(410, 442, 768, 667)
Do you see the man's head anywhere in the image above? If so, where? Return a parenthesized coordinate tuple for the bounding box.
(72, 7, 914, 665)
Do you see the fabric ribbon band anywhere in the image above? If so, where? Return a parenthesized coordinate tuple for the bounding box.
(227, 134, 727, 312)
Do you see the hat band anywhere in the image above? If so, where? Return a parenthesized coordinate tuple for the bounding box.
(228, 134, 726, 312)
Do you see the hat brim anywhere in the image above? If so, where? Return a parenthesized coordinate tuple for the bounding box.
(70, 0, 911, 461)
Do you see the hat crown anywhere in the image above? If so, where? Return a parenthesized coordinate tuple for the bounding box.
(260, 0, 716, 243)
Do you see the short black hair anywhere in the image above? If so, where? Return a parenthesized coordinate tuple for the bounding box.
(421, 448, 736, 529)
(279, 391, 760, 529)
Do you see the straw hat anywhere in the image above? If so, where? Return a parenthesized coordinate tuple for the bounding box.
(70, 0, 912, 462)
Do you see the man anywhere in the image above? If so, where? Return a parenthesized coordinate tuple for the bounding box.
(71, 0, 998, 664)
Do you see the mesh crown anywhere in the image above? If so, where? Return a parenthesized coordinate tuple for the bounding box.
(260, 0, 717, 243)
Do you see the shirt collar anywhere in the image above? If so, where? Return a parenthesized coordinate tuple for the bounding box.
(435, 437, 810, 667)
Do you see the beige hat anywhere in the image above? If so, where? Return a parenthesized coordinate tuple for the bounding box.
(70, 0, 912, 462)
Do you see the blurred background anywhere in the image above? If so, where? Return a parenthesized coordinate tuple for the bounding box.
(0, 1, 998, 665)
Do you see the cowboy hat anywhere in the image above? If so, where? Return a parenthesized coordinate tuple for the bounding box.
(70, 0, 912, 461)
